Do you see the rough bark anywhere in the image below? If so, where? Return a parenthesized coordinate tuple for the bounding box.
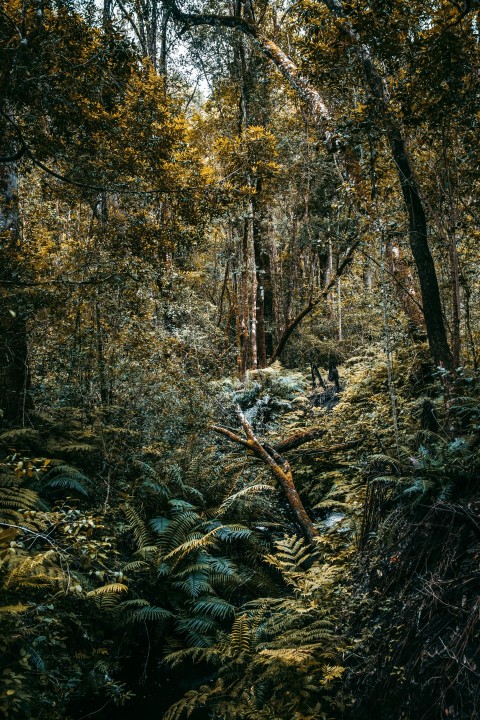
(386, 129, 452, 368)
(252, 179, 270, 368)
(212, 407, 319, 544)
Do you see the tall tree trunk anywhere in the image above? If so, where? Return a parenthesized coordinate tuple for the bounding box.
(94, 297, 109, 405)
(336, 276, 343, 342)
(239, 219, 250, 375)
(386, 129, 452, 368)
(103, 0, 112, 26)
(442, 128, 461, 369)
(248, 209, 258, 369)
(252, 179, 270, 368)
(159, 9, 170, 74)
(0, 162, 30, 424)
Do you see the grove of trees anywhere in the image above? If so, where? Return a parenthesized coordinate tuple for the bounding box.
(1, 0, 479, 718)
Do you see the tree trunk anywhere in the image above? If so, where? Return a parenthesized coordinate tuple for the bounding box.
(252, 179, 270, 368)
(269, 242, 359, 364)
(0, 161, 30, 424)
(442, 129, 461, 369)
(386, 128, 452, 368)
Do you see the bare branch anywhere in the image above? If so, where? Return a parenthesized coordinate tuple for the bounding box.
(268, 241, 360, 364)
(212, 407, 319, 543)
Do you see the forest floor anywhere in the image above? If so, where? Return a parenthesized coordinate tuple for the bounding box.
(1, 350, 480, 720)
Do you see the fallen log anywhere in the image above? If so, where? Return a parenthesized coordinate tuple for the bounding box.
(212, 406, 319, 544)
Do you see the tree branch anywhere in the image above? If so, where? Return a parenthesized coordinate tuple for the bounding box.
(161, 0, 332, 130)
(273, 429, 324, 453)
(212, 406, 319, 543)
(268, 241, 359, 364)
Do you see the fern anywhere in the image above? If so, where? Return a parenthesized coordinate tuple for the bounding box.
(164, 527, 221, 564)
(124, 505, 152, 550)
(158, 511, 201, 553)
(192, 596, 235, 620)
(3, 551, 66, 590)
(87, 582, 128, 596)
(230, 613, 251, 654)
(163, 681, 224, 720)
(217, 484, 274, 516)
(172, 571, 213, 599)
(214, 524, 252, 542)
(116, 600, 173, 623)
(264, 535, 316, 578)
(150, 516, 171, 533)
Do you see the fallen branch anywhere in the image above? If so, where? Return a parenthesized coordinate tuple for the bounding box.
(212, 407, 319, 544)
(273, 429, 324, 453)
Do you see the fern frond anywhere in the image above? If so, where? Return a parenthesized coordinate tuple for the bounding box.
(0, 604, 29, 614)
(0, 487, 39, 510)
(150, 516, 171, 533)
(122, 559, 150, 573)
(141, 479, 171, 499)
(172, 571, 212, 599)
(0, 428, 42, 451)
(164, 527, 221, 563)
(126, 605, 173, 623)
(215, 524, 252, 542)
(264, 535, 314, 576)
(192, 596, 235, 620)
(4, 552, 65, 590)
(125, 505, 152, 550)
(313, 500, 351, 511)
(87, 582, 128, 596)
(217, 484, 273, 516)
(176, 615, 218, 635)
(320, 664, 346, 684)
(257, 645, 320, 666)
(163, 645, 223, 668)
(169, 499, 197, 514)
(159, 512, 201, 553)
(230, 614, 251, 654)
(163, 682, 224, 720)
(46, 476, 90, 496)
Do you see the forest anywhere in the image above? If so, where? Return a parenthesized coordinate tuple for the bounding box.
(1, 0, 480, 718)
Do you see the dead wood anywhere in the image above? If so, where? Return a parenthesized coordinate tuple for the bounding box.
(212, 406, 319, 544)
(273, 429, 324, 453)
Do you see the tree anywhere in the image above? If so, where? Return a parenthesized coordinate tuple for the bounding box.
(0, 0, 209, 420)
(159, 0, 476, 369)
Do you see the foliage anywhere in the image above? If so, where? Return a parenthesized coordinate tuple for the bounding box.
(0, 0, 479, 718)
(164, 535, 345, 720)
